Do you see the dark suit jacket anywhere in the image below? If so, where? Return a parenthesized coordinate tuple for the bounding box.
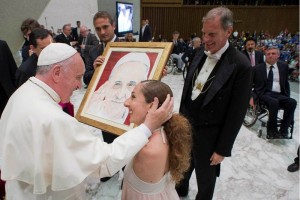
(253, 61, 290, 99)
(242, 50, 264, 66)
(180, 45, 252, 160)
(139, 25, 152, 42)
(83, 37, 119, 86)
(21, 39, 30, 63)
(55, 33, 74, 45)
(15, 53, 38, 88)
(181, 47, 201, 66)
(78, 33, 99, 61)
(72, 27, 80, 41)
(0, 40, 17, 115)
(172, 40, 185, 55)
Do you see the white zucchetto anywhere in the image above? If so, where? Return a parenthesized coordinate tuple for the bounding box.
(37, 43, 77, 66)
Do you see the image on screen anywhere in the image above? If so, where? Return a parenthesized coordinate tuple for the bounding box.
(116, 2, 133, 36)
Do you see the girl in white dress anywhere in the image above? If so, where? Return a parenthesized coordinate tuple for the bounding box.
(122, 80, 192, 200)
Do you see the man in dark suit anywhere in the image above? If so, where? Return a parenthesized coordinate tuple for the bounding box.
(242, 37, 264, 67)
(84, 12, 120, 182)
(20, 18, 41, 63)
(72, 20, 81, 41)
(175, 7, 252, 200)
(0, 40, 17, 118)
(139, 19, 152, 42)
(77, 25, 99, 63)
(16, 28, 52, 88)
(253, 47, 297, 139)
(55, 24, 78, 47)
(181, 37, 202, 68)
(84, 11, 119, 87)
(171, 31, 185, 72)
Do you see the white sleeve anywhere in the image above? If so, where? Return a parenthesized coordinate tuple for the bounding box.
(139, 123, 152, 138)
(97, 125, 149, 177)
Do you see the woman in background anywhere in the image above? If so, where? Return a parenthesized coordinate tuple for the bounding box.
(122, 80, 192, 200)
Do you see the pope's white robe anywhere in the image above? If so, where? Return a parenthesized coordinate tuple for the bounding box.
(0, 77, 149, 199)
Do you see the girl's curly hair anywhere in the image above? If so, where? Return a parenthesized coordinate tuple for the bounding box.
(140, 80, 192, 183)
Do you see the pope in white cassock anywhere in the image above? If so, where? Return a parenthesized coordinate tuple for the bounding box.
(0, 43, 173, 199)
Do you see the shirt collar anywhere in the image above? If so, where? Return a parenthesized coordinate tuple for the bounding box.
(29, 77, 61, 103)
(266, 62, 277, 69)
(102, 34, 117, 47)
(204, 40, 229, 60)
(111, 34, 117, 43)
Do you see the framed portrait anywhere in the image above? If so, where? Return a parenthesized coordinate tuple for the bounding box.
(75, 42, 173, 136)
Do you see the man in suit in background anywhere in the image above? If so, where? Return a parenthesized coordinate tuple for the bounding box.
(84, 12, 121, 183)
(243, 37, 264, 67)
(244, 37, 265, 107)
(20, 18, 41, 63)
(139, 19, 152, 42)
(0, 40, 17, 118)
(171, 30, 185, 72)
(176, 7, 252, 200)
(16, 28, 53, 88)
(55, 24, 78, 47)
(84, 11, 119, 87)
(181, 37, 202, 68)
(253, 47, 297, 139)
(78, 25, 99, 63)
(72, 20, 81, 42)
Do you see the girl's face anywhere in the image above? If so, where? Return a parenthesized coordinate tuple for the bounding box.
(124, 83, 152, 125)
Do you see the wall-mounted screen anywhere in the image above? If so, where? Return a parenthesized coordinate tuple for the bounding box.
(116, 2, 133, 36)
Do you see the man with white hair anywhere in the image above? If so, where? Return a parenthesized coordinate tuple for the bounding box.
(87, 52, 150, 124)
(0, 43, 173, 199)
(78, 25, 99, 63)
(176, 7, 252, 199)
(181, 37, 202, 68)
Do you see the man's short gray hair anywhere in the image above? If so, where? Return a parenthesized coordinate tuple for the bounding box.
(192, 37, 201, 42)
(266, 46, 280, 54)
(202, 6, 233, 31)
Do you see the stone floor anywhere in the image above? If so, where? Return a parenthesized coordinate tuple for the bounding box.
(71, 73, 299, 200)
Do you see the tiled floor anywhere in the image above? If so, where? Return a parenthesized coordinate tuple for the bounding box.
(71, 73, 299, 200)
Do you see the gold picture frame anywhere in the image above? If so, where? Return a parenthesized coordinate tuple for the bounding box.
(75, 42, 173, 136)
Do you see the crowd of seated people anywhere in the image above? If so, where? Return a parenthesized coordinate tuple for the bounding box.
(155, 28, 298, 80)
(229, 29, 299, 66)
(231, 30, 298, 140)
(183, 0, 299, 5)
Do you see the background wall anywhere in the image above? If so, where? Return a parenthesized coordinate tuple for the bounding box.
(141, 4, 299, 41)
(0, 0, 50, 58)
(0, 0, 141, 63)
(0, 0, 297, 60)
(39, 0, 98, 36)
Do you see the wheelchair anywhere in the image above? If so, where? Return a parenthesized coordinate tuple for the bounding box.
(243, 99, 294, 139)
(182, 64, 189, 80)
(166, 55, 183, 76)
